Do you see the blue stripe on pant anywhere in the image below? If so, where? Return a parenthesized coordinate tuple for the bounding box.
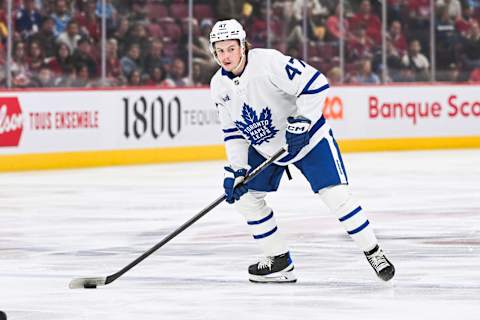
(253, 226, 278, 239)
(339, 206, 362, 222)
(347, 220, 370, 235)
(338, 206, 369, 235)
(248, 211, 278, 239)
(247, 211, 274, 225)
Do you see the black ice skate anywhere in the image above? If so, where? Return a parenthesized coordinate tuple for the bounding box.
(248, 252, 297, 283)
(365, 245, 395, 281)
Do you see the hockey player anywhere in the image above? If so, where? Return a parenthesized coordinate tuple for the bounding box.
(209, 19, 395, 283)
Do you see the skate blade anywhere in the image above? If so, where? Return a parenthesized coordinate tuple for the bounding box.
(249, 267, 297, 283)
(378, 265, 395, 282)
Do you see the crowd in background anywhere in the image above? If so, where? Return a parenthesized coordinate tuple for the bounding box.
(0, 0, 479, 88)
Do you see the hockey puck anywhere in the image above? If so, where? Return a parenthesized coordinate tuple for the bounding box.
(84, 284, 97, 289)
(0, 310, 7, 320)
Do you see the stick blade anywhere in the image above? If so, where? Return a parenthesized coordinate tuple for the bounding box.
(69, 276, 107, 289)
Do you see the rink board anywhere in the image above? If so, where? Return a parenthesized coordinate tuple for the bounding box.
(0, 85, 479, 171)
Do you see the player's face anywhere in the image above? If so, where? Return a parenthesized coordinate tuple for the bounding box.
(214, 40, 242, 72)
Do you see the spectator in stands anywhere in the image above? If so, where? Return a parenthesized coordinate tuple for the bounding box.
(11, 41, 32, 87)
(76, 0, 100, 41)
(401, 39, 430, 81)
(292, 0, 329, 20)
(461, 21, 480, 70)
(28, 40, 45, 75)
(145, 65, 169, 86)
(405, 0, 430, 48)
(396, 65, 417, 82)
(178, 17, 216, 80)
(95, 0, 117, 33)
(51, 0, 72, 36)
(388, 20, 407, 56)
(436, 0, 462, 21)
(106, 38, 122, 83)
(71, 62, 91, 87)
(120, 42, 142, 78)
(32, 64, 57, 87)
(165, 57, 191, 87)
(56, 64, 77, 87)
(195, 19, 217, 73)
(287, 0, 329, 47)
(191, 61, 207, 86)
(127, 69, 142, 86)
(36, 0, 52, 15)
(30, 17, 57, 58)
(71, 36, 98, 79)
(347, 27, 375, 61)
(436, 6, 458, 70)
(383, 39, 404, 82)
(249, 3, 268, 46)
(178, 18, 202, 60)
(214, 0, 245, 20)
(144, 39, 169, 74)
(47, 42, 73, 75)
(465, 0, 480, 12)
(455, 6, 476, 37)
(124, 23, 150, 59)
(326, 3, 350, 42)
(128, 0, 148, 24)
(436, 7, 457, 41)
(107, 0, 127, 16)
(112, 17, 129, 55)
(15, 0, 42, 38)
(441, 63, 462, 82)
(349, 0, 381, 44)
(469, 67, 480, 82)
(57, 20, 81, 53)
(387, 0, 407, 22)
(326, 66, 342, 85)
(407, 0, 431, 20)
(350, 59, 381, 84)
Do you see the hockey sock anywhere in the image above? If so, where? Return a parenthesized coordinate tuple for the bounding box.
(318, 185, 378, 252)
(235, 192, 288, 256)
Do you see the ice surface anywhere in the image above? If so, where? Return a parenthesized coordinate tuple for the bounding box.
(1, 149, 480, 319)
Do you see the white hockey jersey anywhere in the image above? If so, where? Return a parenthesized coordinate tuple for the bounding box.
(210, 48, 331, 169)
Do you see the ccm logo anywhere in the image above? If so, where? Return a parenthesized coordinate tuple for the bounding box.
(286, 123, 309, 133)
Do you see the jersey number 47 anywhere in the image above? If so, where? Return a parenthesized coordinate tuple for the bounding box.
(285, 57, 306, 80)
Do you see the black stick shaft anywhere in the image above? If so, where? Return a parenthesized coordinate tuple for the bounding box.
(106, 147, 287, 284)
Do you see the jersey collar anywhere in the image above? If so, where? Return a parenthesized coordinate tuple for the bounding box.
(221, 68, 238, 79)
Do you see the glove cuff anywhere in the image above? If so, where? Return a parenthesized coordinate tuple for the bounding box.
(224, 166, 248, 178)
(286, 116, 311, 134)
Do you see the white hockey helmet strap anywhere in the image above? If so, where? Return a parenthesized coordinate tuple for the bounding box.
(209, 19, 246, 66)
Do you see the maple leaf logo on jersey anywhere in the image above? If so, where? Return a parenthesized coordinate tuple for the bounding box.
(234, 103, 278, 145)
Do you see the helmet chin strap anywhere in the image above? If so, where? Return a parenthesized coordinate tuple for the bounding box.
(230, 50, 246, 75)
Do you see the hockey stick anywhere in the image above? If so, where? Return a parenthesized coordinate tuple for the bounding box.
(69, 146, 287, 289)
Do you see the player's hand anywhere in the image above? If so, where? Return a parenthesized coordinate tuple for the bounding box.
(286, 116, 311, 154)
(223, 166, 248, 204)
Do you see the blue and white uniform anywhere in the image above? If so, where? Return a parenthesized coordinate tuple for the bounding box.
(211, 48, 347, 192)
(208, 19, 393, 283)
(210, 48, 378, 258)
